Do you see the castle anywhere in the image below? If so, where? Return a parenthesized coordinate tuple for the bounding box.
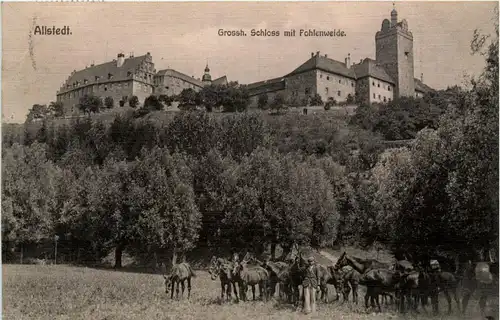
(56, 53, 227, 114)
(56, 7, 433, 113)
(246, 6, 433, 107)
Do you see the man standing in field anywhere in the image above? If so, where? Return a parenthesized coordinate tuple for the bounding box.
(302, 255, 320, 314)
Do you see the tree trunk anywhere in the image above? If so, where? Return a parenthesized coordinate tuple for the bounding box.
(20, 243, 23, 264)
(271, 243, 277, 260)
(172, 251, 178, 269)
(114, 244, 124, 269)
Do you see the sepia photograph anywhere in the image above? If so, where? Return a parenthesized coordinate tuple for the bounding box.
(1, 1, 498, 319)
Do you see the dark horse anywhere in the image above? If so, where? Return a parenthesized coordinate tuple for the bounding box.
(163, 262, 196, 299)
(208, 256, 239, 303)
(461, 260, 499, 317)
(334, 252, 394, 306)
(358, 268, 402, 312)
(329, 265, 360, 304)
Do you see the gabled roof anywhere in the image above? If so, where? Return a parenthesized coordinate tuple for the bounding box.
(246, 77, 286, 96)
(286, 54, 357, 79)
(212, 75, 228, 86)
(351, 58, 395, 84)
(60, 54, 150, 93)
(155, 69, 204, 87)
(414, 78, 434, 93)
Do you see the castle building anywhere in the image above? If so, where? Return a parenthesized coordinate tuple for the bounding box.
(57, 54, 227, 114)
(247, 7, 434, 107)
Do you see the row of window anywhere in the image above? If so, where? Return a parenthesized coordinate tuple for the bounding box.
(320, 74, 355, 87)
(60, 81, 154, 99)
(373, 93, 392, 102)
(372, 80, 392, 91)
(325, 87, 346, 97)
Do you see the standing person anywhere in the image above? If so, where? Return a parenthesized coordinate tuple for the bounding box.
(302, 256, 320, 314)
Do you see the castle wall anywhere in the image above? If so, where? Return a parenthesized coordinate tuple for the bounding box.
(376, 27, 415, 98)
(284, 70, 317, 103)
(396, 31, 415, 97)
(316, 70, 355, 103)
(368, 77, 394, 103)
(57, 79, 154, 113)
(154, 75, 203, 96)
(376, 29, 399, 97)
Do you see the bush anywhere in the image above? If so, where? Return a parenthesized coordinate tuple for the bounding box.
(324, 97, 336, 110)
(310, 93, 324, 106)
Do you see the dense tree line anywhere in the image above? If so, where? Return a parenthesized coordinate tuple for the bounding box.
(4, 27, 497, 266)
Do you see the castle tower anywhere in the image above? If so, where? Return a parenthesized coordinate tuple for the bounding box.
(202, 63, 212, 86)
(375, 5, 415, 98)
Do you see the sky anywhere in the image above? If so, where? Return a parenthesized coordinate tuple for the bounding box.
(1, 1, 497, 123)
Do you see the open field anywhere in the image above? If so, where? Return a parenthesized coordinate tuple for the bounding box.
(3, 262, 497, 320)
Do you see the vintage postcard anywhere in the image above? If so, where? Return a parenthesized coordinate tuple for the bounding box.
(1, 1, 498, 319)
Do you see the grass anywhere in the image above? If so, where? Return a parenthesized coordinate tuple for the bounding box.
(3, 263, 497, 320)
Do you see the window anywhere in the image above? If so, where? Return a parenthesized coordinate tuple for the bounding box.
(405, 51, 409, 59)
(383, 97, 387, 102)
(339, 79, 341, 84)
(95, 76, 100, 81)
(388, 98, 392, 102)
(337, 90, 341, 97)
(320, 74, 323, 79)
(377, 82, 380, 88)
(388, 86, 391, 91)
(305, 88, 311, 95)
(378, 94, 381, 99)
(372, 81, 375, 86)
(104, 87, 107, 91)
(326, 76, 330, 80)
(351, 81, 354, 87)
(373, 93, 376, 98)
(325, 87, 329, 94)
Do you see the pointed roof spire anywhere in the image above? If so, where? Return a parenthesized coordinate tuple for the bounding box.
(391, 2, 397, 15)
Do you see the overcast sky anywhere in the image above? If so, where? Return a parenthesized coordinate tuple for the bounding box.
(1, 1, 497, 123)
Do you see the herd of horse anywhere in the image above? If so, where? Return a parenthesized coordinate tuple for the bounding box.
(162, 251, 499, 317)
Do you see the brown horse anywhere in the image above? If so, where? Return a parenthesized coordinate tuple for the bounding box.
(461, 260, 499, 317)
(233, 257, 270, 302)
(163, 262, 196, 299)
(208, 256, 239, 303)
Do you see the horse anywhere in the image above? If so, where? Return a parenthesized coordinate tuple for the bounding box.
(233, 257, 270, 302)
(329, 265, 360, 304)
(358, 268, 402, 312)
(163, 262, 196, 300)
(461, 260, 499, 317)
(334, 252, 394, 305)
(261, 260, 289, 299)
(208, 256, 239, 303)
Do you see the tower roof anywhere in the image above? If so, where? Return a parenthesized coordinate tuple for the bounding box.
(204, 64, 210, 73)
(391, 2, 397, 15)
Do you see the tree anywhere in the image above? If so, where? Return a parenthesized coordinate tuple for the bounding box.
(49, 101, 65, 118)
(26, 104, 50, 122)
(346, 94, 355, 104)
(2, 142, 62, 260)
(104, 96, 114, 109)
(144, 95, 163, 111)
(221, 86, 250, 112)
(128, 96, 139, 109)
(158, 95, 173, 109)
(258, 94, 269, 110)
(78, 94, 103, 115)
(178, 88, 199, 111)
(270, 93, 286, 114)
(324, 97, 336, 110)
(310, 93, 323, 106)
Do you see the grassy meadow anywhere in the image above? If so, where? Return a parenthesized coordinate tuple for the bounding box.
(3, 248, 498, 320)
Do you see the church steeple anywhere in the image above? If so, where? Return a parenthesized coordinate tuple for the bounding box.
(202, 61, 212, 85)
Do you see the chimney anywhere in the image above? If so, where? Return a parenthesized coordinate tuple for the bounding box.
(421, 73, 424, 83)
(316, 51, 320, 57)
(311, 52, 314, 58)
(117, 53, 125, 67)
(345, 53, 351, 68)
(325, 54, 328, 58)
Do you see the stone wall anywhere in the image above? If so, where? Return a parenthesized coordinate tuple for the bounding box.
(316, 70, 356, 103)
(285, 70, 317, 103)
(154, 75, 203, 96)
